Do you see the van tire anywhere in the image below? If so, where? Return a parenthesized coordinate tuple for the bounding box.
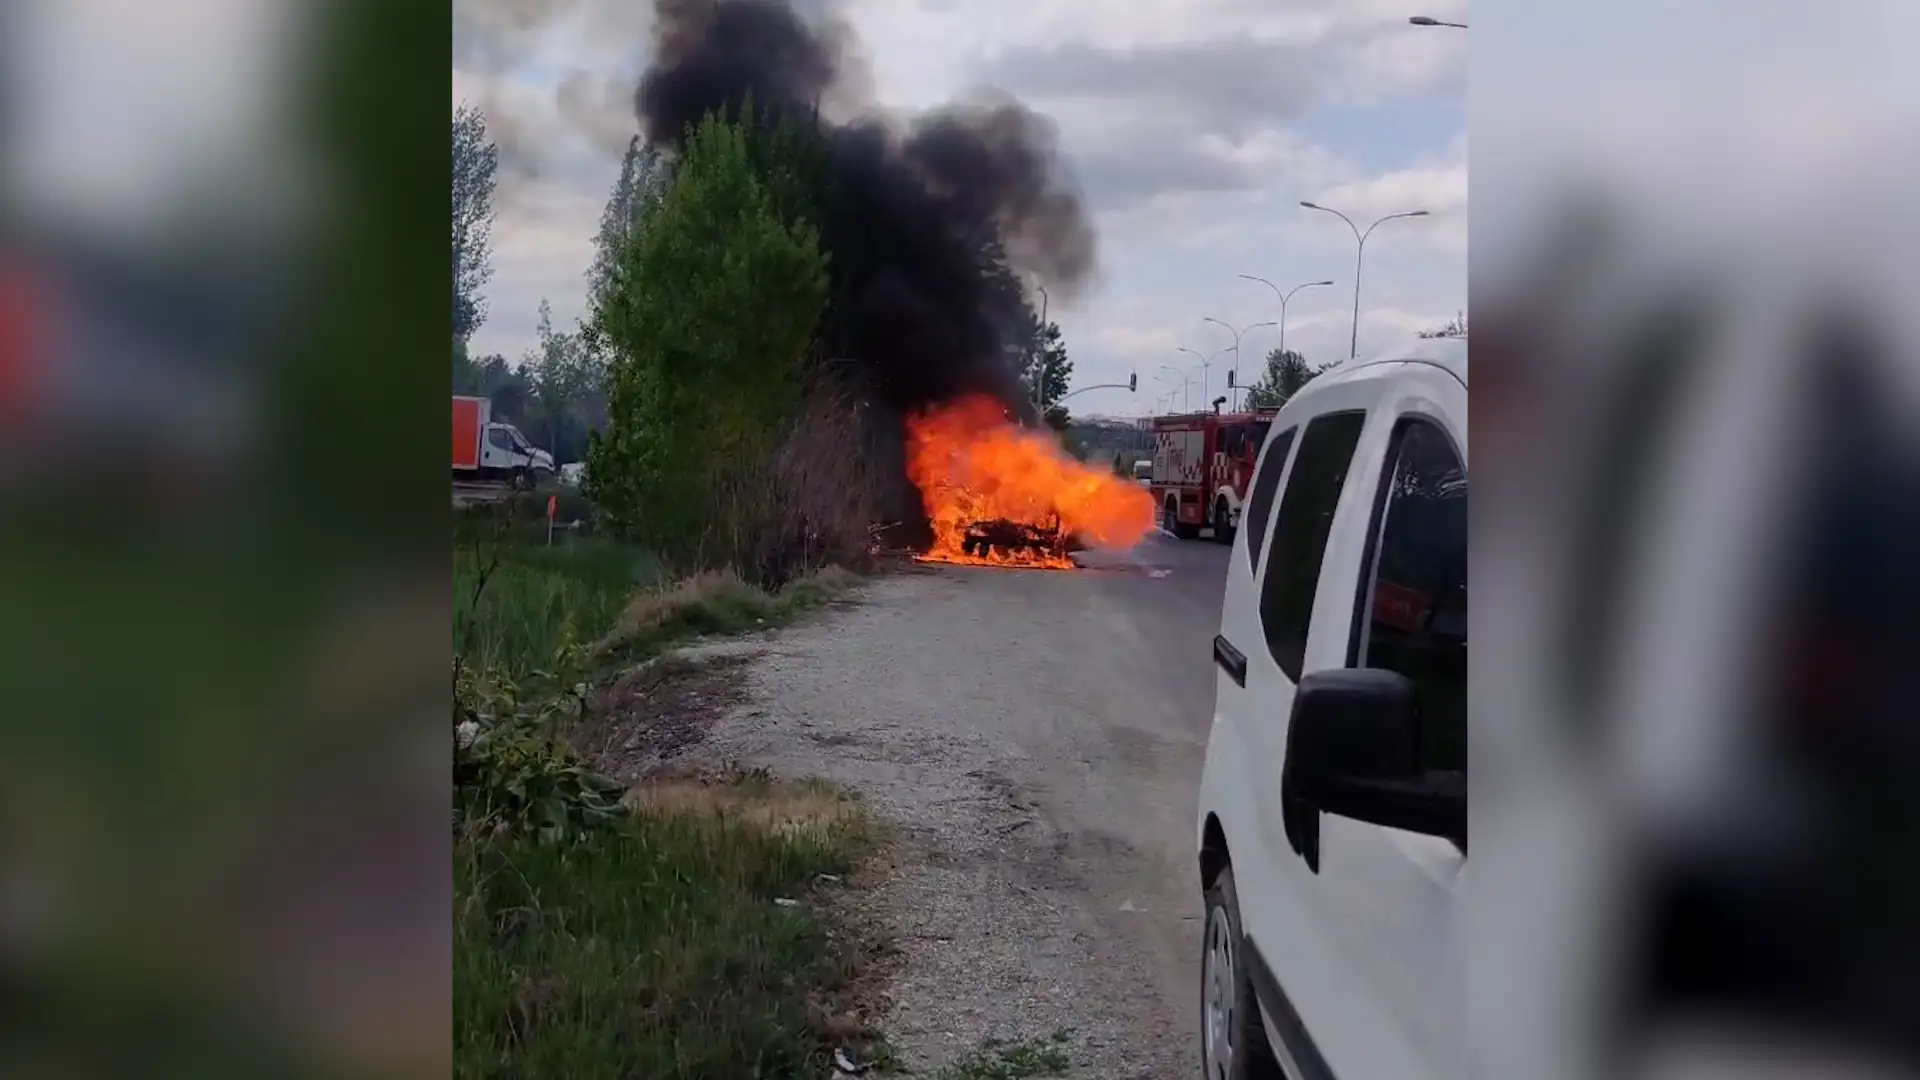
(1201, 864, 1285, 1080)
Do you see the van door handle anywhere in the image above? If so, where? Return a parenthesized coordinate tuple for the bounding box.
(1213, 635, 1247, 687)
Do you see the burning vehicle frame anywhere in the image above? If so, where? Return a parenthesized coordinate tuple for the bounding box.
(959, 515, 1067, 560)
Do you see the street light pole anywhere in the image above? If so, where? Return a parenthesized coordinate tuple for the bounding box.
(1201, 318, 1239, 408)
(1203, 316, 1278, 410)
(1234, 322, 1276, 409)
(1239, 276, 1335, 381)
(1028, 284, 1050, 418)
(1299, 202, 1430, 359)
(1176, 348, 1224, 408)
(1158, 367, 1189, 411)
(1175, 348, 1206, 406)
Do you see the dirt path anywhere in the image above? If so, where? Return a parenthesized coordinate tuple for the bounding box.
(650, 552, 1227, 1078)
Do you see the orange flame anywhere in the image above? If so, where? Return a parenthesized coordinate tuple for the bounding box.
(903, 395, 1157, 568)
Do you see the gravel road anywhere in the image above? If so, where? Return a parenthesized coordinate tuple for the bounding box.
(675, 533, 1233, 1078)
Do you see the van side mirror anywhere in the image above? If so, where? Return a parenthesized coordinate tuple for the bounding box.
(1281, 669, 1465, 853)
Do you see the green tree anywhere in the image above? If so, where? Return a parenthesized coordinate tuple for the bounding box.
(584, 111, 830, 573)
(456, 351, 532, 418)
(1242, 348, 1330, 410)
(587, 138, 667, 295)
(580, 137, 667, 366)
(453, 335, 475, 392)
(523, 299, 593, 454)
(452, 104, 499, 346)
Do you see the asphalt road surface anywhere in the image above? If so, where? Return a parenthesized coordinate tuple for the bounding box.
(1074, 528, 1237, 718)
(674, 530, 1236, 1077)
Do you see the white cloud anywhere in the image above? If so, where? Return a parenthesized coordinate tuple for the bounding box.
(1297, 139, 1468, 257)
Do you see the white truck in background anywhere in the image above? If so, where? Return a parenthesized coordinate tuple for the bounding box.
(452, 395, 554, 488)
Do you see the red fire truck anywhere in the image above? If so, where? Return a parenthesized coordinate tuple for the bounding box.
(1149, 408, 1278, 542)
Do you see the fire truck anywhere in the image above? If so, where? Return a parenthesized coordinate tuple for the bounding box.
(1149, 408, 1278, 542)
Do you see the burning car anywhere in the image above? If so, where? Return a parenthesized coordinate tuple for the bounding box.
(905, 395, 1156, 568)
(960, 516, 1069, 560)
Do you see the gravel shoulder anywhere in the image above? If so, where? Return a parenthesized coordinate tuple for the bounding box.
(661, 558, 1220, 1078)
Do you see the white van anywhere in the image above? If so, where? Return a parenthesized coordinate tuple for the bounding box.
(1195, 337, 1466, 1080)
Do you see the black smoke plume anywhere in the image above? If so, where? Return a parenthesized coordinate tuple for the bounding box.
(634, 0, 1097, 418)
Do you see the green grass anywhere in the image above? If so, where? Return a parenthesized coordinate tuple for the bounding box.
(454, 781, 868, 1080)
(455, 527, 858, 685)
(455, 536, 667, 680)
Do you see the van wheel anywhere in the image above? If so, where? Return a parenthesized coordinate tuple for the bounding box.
(1213, 498, 1236, 545)
(1202, 864, 1284, 1080)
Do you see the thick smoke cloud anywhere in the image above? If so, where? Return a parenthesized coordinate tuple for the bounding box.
(635, 0, 1098, 417)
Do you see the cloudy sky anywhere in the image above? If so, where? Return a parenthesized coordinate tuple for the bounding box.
(454, 0, 1467, 418)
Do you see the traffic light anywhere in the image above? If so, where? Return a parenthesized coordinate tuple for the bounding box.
(1227, 369, 1236, 388)
(1128, 372, 1137, 392)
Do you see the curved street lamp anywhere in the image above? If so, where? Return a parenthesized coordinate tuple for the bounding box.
(1409, 15, 1468, 28)
(1239, 276, 1334, 381)
(1203, 316, 1279, 410)
(1157, 367, 1192, 411)
(1299, 202, 1430, 359)
(1183, 341, 1214, 405)
(1175, 347, 1228, 406)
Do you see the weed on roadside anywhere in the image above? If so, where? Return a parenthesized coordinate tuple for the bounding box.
(924, 1030, 1074, 1080)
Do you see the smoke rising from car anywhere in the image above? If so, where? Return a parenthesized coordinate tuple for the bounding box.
(635, 0, 1098, 416)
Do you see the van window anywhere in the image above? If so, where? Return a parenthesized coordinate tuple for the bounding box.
(487, 427, 513, 451)
(1241, 425, 1297, 569)
(1259, 411, 1367, 681)
(1354, 419, 1467, 774)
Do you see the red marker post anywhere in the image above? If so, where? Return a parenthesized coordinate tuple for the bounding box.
(546, 494, 557, 546)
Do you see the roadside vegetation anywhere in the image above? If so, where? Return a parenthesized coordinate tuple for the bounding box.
(452, 491, 874, 1078)
(455, 771, 873, 1079)
(454, 88, 899, 1076)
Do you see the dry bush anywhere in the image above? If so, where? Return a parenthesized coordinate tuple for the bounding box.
(715, 372, 911, 587)
(604, 569, 756, 644)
